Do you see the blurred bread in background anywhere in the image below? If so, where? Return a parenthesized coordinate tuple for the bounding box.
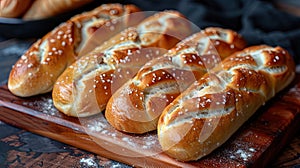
(0, 0, 94, 20)
(273, 0, 300, 16)
(23, 0, 93, 20)
(0, 0, 33, 18)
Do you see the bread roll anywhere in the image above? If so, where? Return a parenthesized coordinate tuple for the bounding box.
(105, 27, 246, 134)
(52, 11, 193, 117)
(8, 4, 141, 97)
(23, 0, 93, 20)
(0, 0, 33, 18)
(157, 45, 295, 161)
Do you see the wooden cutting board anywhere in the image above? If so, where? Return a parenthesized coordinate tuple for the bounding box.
(1, 75, 300, 168)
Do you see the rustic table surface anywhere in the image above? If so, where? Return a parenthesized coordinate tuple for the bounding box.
(0, 38, 299, 168)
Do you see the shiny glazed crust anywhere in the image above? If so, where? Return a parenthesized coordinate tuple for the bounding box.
(52, 11, 193, 117)
(8, 3, 141, 97)
(157, 45, 295, 161)
(105, 27, 247, 134)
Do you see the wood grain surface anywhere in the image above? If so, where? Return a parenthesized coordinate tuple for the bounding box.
(1, 74, 300, 167)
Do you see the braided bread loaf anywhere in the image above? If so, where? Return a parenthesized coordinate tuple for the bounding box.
(52, 11, 192, 117)
(8, 3, 141, 97)
(105, 27, 246, 134)
(157, 45, 295, 161)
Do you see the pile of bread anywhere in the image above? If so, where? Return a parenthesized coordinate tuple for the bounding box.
(7, 3, 295, 162)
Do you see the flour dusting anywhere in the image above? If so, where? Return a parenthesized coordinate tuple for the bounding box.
(80, 157, 99, 168)
(22, 96, 59, 115)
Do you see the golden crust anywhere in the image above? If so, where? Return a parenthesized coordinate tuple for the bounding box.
(0, 0, 33, 18)
(52, 10, 193, 117)
(8, 4, 141, 97)
(23, 0, 93, 20)
(157, 45, 295, 161)
(105, 27, 247, 134)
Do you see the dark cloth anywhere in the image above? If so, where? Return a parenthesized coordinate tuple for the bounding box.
(116, 0, 300, 63)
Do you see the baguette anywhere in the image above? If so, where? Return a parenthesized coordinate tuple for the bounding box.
(8, 4, 141, 97)
(105, 27, 247, 134)
(23, 0, 93, 20)
(157, 45, 295, 161)
(52, 11, 193, 117)
(0, 0, 33, 18)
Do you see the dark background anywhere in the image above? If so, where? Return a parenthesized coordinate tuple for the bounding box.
(1, 0, 299, 63)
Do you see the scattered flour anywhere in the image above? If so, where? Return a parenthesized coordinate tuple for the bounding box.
(22, 96, 59, 115)
(230, 147, 257, 161)
(80, 157, 99, 168)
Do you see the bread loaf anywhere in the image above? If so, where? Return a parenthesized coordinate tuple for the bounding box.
(0, 0, 33, 18)
(23, 0, 93, 20)
(157, 45, 295, 161)
(8, 4, 141, 97)
(105, 27, 246, 134)
(52, 11, 193, 117)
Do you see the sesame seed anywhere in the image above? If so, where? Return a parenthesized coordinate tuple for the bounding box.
(112, 19, 118, 24)
(58, 31, 64, 35)
(110, 9, 118, 15)
(58, 50, 63, 55)
(27, 63, 33, 68)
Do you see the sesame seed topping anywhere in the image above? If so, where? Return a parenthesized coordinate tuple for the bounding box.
(27, 63, 33, 68)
